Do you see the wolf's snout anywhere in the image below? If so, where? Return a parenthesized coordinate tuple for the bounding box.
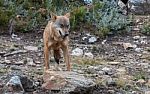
(65, 32, 69, 36)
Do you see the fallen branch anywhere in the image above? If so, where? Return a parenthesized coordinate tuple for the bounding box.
(3, 50, 27, 57)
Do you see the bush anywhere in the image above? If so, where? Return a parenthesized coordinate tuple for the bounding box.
(0, 9, 10, 26)
(85, 0, 130, 37)
(142, 17, 150, 35)
(0, 0, 130, 36)
(70, 6, 86, 29)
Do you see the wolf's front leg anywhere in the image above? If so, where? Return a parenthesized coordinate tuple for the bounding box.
(44, 45, 50, 70)
(62, 46, 71, 71)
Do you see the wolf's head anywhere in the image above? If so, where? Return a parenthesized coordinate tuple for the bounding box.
(51, 12, 70, 40)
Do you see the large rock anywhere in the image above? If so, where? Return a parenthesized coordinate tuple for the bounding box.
(42, 71, 95, 92)
(5, 76, 24, 93)
(42, 72, 67, 90)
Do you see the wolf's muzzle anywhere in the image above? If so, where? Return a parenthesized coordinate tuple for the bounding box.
(64, 32, 69, 37)
(63, 32, 69, 39)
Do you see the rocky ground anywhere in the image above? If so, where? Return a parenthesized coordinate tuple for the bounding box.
(0, 16, 150, 94)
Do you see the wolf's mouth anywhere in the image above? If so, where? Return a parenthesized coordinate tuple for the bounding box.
(58, 30, 62, 36)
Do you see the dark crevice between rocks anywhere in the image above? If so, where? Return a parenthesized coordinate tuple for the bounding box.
(68, 84, 123, 94)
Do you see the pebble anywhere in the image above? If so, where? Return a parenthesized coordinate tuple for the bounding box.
(88, 36, 97, 43)
(24, 46, 38, 51)
(133, 36, 140, 40)
(71, 48, 83, 56)
(135, 48, 143, 52)
(108, 61, 120, 65)
(84, 52, 94, 58)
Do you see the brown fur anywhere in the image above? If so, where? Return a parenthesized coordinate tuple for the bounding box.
(43, 13, 71, 71)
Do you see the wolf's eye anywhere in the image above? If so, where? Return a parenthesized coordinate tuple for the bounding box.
(60, 24, 64, 28)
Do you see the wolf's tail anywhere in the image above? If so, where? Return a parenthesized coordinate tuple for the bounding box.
(53, 49, 61, 64)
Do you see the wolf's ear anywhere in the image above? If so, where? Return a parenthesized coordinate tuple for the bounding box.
(65, 13, 70, 18)
(50, 12, 57, 21)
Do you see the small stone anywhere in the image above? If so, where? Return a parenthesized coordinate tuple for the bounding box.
(86, 33, 91, 36)
(133, 36, 140, 40)
(102, 67, 111, 72)
(108, 61, 120, 65)
(136, 19, 140, 23)
(138, 22, 143, 25)
(11, 33, 18, 39)
(141, 36, 147, 39)
(82, 37, 87, 40)
(136, 79, 146, 85)
(71, 48, 83, 56)
(98, 71, 104, 75)
(133, 40, 139, 44)
(24, 46, 38, 51)
(106, 78, 117, 86)
(40, 39, 43, 42)
(133, 27, 140, 31)
(27, 58, 36, 66)
(123, 43, 137, 50)
(87, 66, 96, 74)
(9, 45, 17, 51)
(132, 91, 138, 94)
(84, 52, 94, 58)
(4, 60, 11, 64)
(108, 90, 115, 93)
(88, 36, 97, 43)
(101, 39, 107, 45)
(141, 40, 147, 44)
(121, 58, 128, 62)
(102, 67, 114, 75)
(15, 60, 24, 65)
(35, 61, 41, 64)
(135, 48, 143, 52)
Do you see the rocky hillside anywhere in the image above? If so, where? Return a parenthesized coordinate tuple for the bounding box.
(0, 15, 150, 94)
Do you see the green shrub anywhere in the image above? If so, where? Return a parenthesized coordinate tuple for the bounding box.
(142, 17, 150, 35)
(0, 0, 130, 36)
(71, 6, 86, 29)
(86, 0, 129, 37)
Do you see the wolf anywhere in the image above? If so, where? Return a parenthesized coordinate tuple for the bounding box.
(43, 12, 71, 71)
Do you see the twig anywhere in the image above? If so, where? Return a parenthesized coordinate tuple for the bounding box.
(3, 50, 27, 57)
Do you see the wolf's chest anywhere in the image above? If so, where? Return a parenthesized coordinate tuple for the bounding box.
(52, 42, 62, 50)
